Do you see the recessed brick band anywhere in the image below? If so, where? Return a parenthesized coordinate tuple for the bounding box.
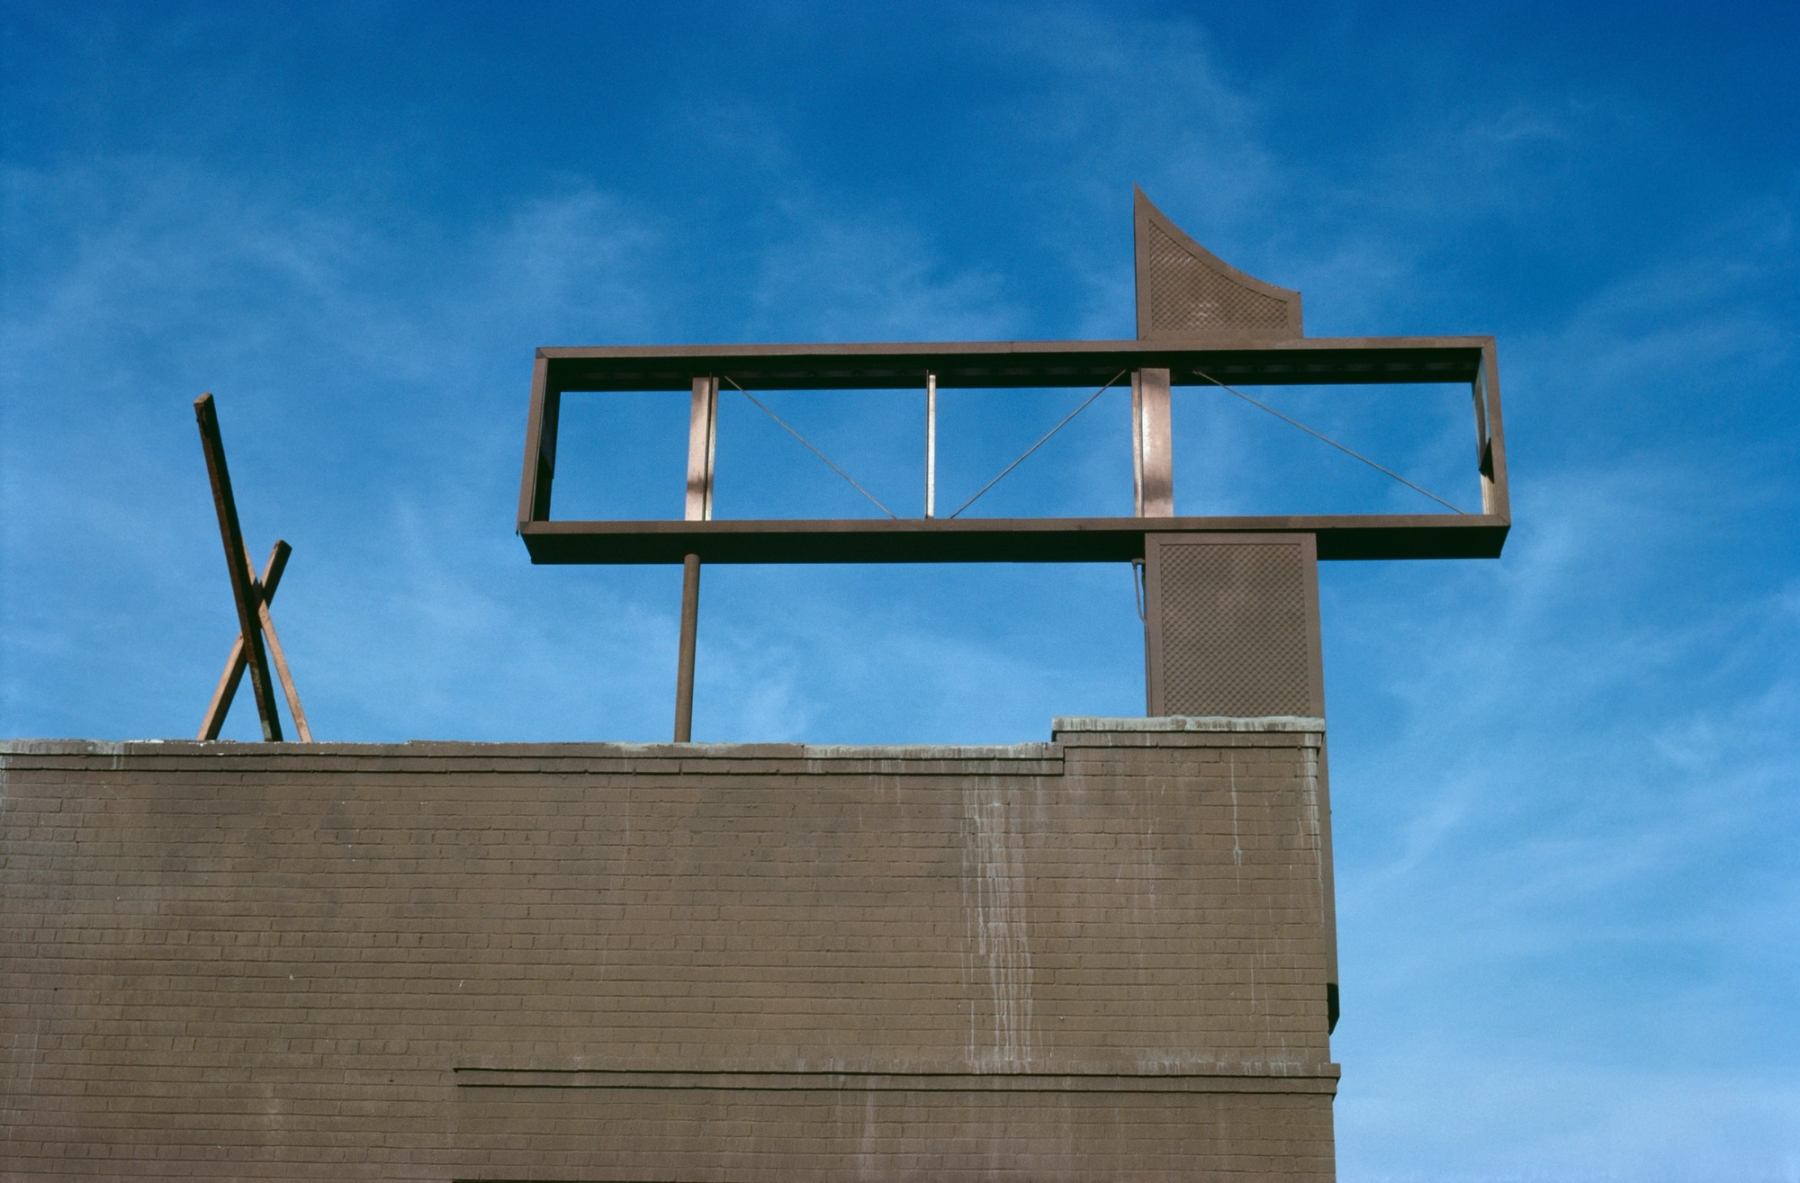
(0, 720, 1337, 1180)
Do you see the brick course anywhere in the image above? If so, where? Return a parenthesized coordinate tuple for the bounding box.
(1, 719, 1337, 1180)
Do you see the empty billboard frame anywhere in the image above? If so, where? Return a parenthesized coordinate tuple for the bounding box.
(515, 335, 1509, 565)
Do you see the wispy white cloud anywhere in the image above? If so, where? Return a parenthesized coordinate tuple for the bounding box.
(1323, 181, 1799, 1177)
(0, 146, 1122, 743)
(0, 159, 677, 739)
(746, 207, 1017, 342)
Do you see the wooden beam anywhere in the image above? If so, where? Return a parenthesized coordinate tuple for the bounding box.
(251, 548, 311, 742)
(200, 541, 289, 741)
(198, 541, 315, 743)
(195, 393, 283, 742)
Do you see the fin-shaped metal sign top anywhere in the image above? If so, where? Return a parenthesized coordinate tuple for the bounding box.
(1134, 186, 1303, 341)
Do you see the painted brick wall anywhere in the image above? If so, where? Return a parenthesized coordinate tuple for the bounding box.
(0, 718, 1338, 1180)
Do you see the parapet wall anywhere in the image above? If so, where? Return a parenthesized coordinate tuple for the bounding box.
(0, 718, 1338, 1181)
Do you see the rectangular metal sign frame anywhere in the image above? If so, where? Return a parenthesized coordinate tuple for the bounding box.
(516, 336, 1509, 564)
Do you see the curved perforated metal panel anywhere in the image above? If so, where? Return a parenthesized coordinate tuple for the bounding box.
(1134, 187, 1303, 342)
(1145, 222, 1293, 339)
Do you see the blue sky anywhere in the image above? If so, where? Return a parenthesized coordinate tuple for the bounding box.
(2, 2, 1796, 1178)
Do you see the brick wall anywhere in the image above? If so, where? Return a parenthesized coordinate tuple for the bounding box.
(0, 718, 1337, 1180)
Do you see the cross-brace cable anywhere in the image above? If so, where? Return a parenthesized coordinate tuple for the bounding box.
(947, 370, 1128, 519)
(722, 375, 898, 519)
(1192, 367, 1467, 515)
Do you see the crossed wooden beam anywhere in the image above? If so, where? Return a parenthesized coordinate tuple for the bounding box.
(194, 393, 312, 742)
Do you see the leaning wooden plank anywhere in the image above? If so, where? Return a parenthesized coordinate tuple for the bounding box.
(257, 599, 311, 743)
(195, 393, 283, 740)
(198, 541, 291, 740)
(235, 537, 312, 742)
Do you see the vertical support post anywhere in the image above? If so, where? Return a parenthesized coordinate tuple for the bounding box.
(674, 553, 701, 742)
(1134, 370, 1174, 721)
(924, 372, 937, 518)
(1132, 367, 1173, 517)
(1474, 341, 1508, 519)
(518, 355, 558, 526)
(194, 393, 283, 742)
(686, 376, 719, 522)
(677, 376, 716, 741)
(1131, 374, 1144, 516)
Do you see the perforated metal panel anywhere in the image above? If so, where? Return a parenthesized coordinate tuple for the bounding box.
(1144, 534, 1323, 718)
(1145, 222, 1292, 338)
(1133, 187, 1303, 342)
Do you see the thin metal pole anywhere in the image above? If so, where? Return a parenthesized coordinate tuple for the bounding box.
(673, 553, 701, 742)
(925, 372, 937, 518)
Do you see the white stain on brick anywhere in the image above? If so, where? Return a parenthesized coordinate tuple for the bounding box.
(1300, 745, 1324, 919)
(960, 782, 1034, 1070)
(856, 1087, 878, 1181)
(1229, 752, 1245, 881)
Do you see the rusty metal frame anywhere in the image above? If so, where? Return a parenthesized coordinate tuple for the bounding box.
(515, 336, 1509, 564)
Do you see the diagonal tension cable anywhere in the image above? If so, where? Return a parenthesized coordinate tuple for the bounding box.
(947, 370, 1128, 519)
(722, 376, 897, 519)
(1192, 367, 1467, 515)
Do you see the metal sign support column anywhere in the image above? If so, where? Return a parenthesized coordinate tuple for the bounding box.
(675, 376, 718, 740)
